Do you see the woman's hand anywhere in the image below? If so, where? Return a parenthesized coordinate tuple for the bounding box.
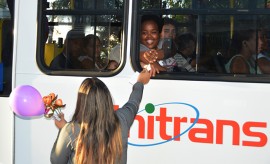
(54, 113, 67, 129)
(137, 68, 152, 85)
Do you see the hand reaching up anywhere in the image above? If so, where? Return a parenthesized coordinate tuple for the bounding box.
(137, 68, 152, 85)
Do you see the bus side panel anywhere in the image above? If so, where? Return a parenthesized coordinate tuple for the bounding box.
(14, 0, 39, 75)
(13, 76, 270, 164)
(0, 98, 13, 164)
(125, 81, 270, 164)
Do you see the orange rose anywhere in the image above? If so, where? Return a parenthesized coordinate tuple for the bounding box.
(43, 96, 52, 105)
(54, 99, 63, 106)
(49, 93, 56, 100)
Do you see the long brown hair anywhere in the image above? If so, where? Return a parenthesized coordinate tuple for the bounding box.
(72, 78, 122, 164)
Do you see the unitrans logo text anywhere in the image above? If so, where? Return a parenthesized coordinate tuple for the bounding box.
(127, 102, 268, 147)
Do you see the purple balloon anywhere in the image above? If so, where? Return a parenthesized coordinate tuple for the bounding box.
(9, 85, 45, 117)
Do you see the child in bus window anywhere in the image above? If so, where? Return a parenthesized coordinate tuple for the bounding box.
(225, 29, 262, 74)
(158, 17, 179, 71)
(139, 14, 166, 76)
(158, 17, 178, 58)
(159, 17, 177, 41)
(173, 33, 196, 72)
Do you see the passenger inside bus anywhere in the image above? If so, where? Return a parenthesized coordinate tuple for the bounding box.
(159, 17, 177, 42)
(158, 17, 178, 72)
(173, 33, 196, 72)
(256, 29, 270, 74)
(79, 34, 111, 71)
(79, 34, 98, 70)
(158, 17, 177, 58)
(225, 29, 262, 74)
(49, 29, 85, 70)
(139, 14, 166, 76)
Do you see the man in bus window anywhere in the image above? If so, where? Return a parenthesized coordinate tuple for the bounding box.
(49, 29, 85, 70)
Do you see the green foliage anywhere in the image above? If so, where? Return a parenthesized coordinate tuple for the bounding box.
(52, 0, 70, 9)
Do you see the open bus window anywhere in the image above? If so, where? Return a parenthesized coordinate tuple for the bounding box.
(132, 0, 270, 82)
(0, 0, 13, 97)
(37, 0, 124, 75)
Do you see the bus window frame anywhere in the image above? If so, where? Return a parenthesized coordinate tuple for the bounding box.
(130, 0, 270, 83)
(0, 1, 13, 97)
(36, 0, 129, 77)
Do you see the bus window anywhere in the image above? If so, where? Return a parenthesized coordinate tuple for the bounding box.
(0, 0, 13, 97)
(131, 0, 270, 82)
(37, 0, 125, 76)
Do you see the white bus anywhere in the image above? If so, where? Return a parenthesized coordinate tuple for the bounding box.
(1, 0, 270, 163)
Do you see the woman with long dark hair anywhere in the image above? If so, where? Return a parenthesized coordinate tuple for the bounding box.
(50, 69, 151, 164)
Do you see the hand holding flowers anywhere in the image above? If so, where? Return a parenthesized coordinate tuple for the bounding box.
(43, 93, 66, 120)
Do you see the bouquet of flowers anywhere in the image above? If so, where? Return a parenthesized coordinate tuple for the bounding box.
(43, 93, 66, 119)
